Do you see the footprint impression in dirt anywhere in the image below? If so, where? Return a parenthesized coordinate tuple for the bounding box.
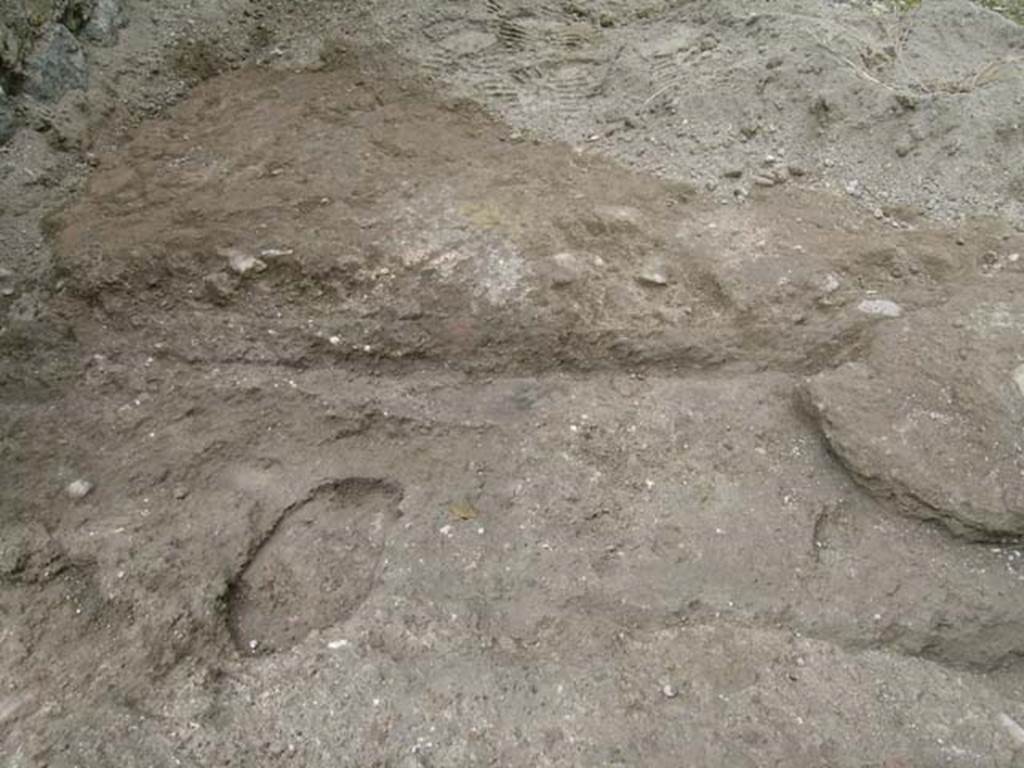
(228, 478, 403, 655)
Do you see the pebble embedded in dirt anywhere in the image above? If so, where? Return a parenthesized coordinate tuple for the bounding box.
(636, 255, 673, 287)
(548, 252, 586, 287)
(222, 248, 267, 276)
(636, 269, 670, 287)
(589, 205, 644, 234)
(856, 299, 902, 318)
(66, 479, 94, 499)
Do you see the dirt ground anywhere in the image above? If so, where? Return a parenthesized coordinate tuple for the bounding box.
(5, 1, 1024, 766)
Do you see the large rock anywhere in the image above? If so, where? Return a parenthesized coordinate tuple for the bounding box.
(22, 23, 87, 102)
(803, 290, 1024, 541)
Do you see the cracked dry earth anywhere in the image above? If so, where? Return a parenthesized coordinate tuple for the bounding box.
(6, 54, 1024, 767)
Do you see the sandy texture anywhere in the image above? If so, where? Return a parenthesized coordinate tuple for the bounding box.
(3, 2, 1024, 766)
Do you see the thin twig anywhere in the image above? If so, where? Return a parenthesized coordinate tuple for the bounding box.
(639, 80, 681, 112)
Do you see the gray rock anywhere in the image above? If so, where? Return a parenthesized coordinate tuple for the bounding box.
(0, 521, 64, 583)
(0, 89, 15, 145)
(23, 24, 88, 102)
(83, 0, 127, 46)
(0, 22, 22, 74)
(803, 293, 1024, 540)
(548, 252, 586, 287)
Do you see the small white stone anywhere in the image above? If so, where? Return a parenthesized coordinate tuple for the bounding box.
(1012, 364, 1024, 399)
(821, 273, 841, 294)
(857, 299, 902, 318)
(66, 479, 94, 499)
(999, 713, 1024, 747)
(549, 252, 585, 287)
(222, 247, 267, 275)
(327, 639, 349, 650)
(636, 269, 670, 287)
(662, 684, 678, 698)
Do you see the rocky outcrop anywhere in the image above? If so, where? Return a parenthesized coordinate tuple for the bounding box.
(0, 0, 125, 144)
(83, 0, 126, 46)
(0, 88, 14, 143)
(22, 22, 87, 101)
(804, 289, 1024, 541)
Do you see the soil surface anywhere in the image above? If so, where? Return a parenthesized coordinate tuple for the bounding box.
(4, 1, 1024, 767)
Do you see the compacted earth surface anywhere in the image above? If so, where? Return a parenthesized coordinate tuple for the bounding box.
(4, 1, 1024, 766)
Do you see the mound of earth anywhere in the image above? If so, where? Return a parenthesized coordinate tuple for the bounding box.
(51, 64, 1021, 377)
